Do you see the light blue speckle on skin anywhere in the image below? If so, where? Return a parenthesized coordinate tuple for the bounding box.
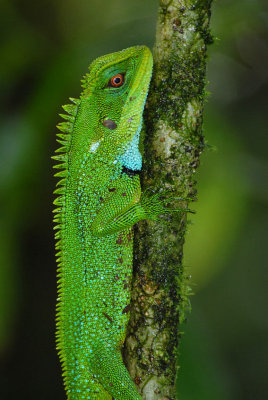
(118, 129, 142, 171)
(89, 141, 100, 153)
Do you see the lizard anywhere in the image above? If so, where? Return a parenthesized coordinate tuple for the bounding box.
(53, 45, 187, 399)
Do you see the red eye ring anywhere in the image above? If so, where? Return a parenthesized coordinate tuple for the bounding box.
(108, 73, 124, 88)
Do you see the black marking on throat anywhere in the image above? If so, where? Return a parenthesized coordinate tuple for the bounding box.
(121, 166, 140, 178)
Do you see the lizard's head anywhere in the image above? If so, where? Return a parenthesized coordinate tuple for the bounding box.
(81, 45, 153, 171)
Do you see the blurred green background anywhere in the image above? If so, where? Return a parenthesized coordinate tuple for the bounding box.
(0, 0, 267, 399)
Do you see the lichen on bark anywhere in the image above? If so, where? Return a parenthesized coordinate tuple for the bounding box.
(123, 1, 213, 399)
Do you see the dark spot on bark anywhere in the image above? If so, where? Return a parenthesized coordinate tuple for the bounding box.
(102, 312, 113, 323)
(173, 18, 181, 26)
(135, 376, 142, 385)
(102, 119, 117, 130)
(122, 304, 131, 314)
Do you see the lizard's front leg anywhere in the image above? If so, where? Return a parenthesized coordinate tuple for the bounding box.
(90, 174, 168, 237)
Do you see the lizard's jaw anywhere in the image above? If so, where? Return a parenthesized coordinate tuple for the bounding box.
(117, 47, 153, 171)
(97, 46, 153, 167)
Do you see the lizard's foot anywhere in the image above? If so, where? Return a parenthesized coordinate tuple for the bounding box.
(141, 189, 195, 221)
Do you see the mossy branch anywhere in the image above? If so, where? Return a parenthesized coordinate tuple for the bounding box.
(123, 1, 213, 399)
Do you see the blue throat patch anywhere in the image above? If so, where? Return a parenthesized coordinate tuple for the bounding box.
(118, 130, 142, 171)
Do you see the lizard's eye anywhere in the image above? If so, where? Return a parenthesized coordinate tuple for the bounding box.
(108, 73, 125, 88)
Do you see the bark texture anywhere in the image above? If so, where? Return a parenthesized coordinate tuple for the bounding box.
(123, 1, 213, 399)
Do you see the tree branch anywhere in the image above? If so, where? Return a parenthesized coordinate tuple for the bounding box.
(123, 1, 213, 399)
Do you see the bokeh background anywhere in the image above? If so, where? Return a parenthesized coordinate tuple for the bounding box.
(0, 0, 267, 399)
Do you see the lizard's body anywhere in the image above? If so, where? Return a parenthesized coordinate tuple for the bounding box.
(54, 46, 170, 399)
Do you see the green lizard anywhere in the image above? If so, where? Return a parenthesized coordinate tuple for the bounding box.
(53, 45, 185, 399)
